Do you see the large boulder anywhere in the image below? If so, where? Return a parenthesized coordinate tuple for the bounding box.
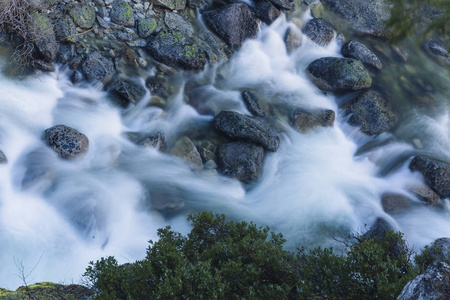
(81, 52, 114, 83)
(213, 111, 280, 152)
(110, 78, 146, 105)
(30, 13, 58, 62)
(146, 30, 206, 71)
(253, 0, 281, 25)
(320, 0, 390, 38)
(44, 125, 89, 159)
(203, 3, 259, 48)
(344, 90, 396, 135)
(409, 156, 450, 199)
(341, 40, 383, 71)
(150, 0, 186, 10)
(110, 0, 135, 27)
(218, 141, 264, 184)
(302, 18, 336, 46)
(397, 261, 450, 300)
(67, 3, 96, 29)
(165, 12, 195, 38)
(306, 57, 372, 93)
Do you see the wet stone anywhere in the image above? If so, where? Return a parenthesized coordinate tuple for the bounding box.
(44, 125, 89, 159)
(381, 193, 411, 213)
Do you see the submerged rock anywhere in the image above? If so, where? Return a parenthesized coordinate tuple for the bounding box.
(218, 141, 264, 184)
(203, 3, 259, 48)
(344, 90, 396, 135)
(320, 0, 390, 38)
(290, 108, 335, 133)
(146, 30, 206, 71)
(397, 261, 450, 300)
(381, 193, 411, 213)
(302, 18, 336, 46)
(241, 90, 265, 117)
(213, 111, 280, 152)
(341, 40, 383, 71)
(306, 57, 372, 93)
(81, 52, 114, 83)
(171, 136, 203, 169)
(44, 125, 89, 159)
(284, 25, 302, 53)
(409, 156, 450, 199)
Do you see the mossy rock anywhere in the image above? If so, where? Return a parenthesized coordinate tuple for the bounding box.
(0, 282, 92, 299)
(57, 16, 78, 43)
(137, 18, 157, 38)
(29, 12, 58, 62)
(111, 0, 134, 27)
(68, 3, 96, 29)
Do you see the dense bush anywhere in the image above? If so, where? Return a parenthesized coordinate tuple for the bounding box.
(84, 212, 420, 299)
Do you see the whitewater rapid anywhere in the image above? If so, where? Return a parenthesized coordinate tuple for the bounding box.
(0, 14, 449, 289)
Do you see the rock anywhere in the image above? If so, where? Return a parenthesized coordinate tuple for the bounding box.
(137, 18, 157, 38)
(320, 0, 390, 38)
(81, 52, 114, 83)
(284, 25, 302, 53)
(203, 3, 259, 48)
(341, 40, 383, 71)
(59, 43, 75, 64)
(68, 3, 96, 29)
(165, 12, 195, 38)
(241, 90, 265, 117)
(96, 16, 110, 29)
(57, 16, 78, 43)
(171, 136, 203, 169)
(0, 150, 7, 163)
(149, 185, 185, 211)
(381, 193, 411, 213)
(71, 70, 83, 84)
(362, 218, 403, 258)
(218, 141, 264, 184)
(306, 57, 372, 93)
(117, 31, 133, 42)
(146, 77, 168, 97)
(344, 90, 396, 135)
(302, 18, 336, 46)
(253, 0, 281, 25)
(196, 145, 216, 162)
(150, 0, 186, 10)
(409, 184, 439, 205)
(409, 156, 450, 199)
(128, 132, 168, 151)
(290, 108, 335, 133)
(213, 111, 280, 152)
(30, 13, 58, 62)
(44, 125, 89, 159)
(187, 0, 203, 8)
(110, 0, 135, 27)
(146, 30, 206, 71)
(110, 78, 146, 104)
(268, 0, 291, 10)
(33, 59, 55, 72)
(397, 261, 450, 300)
(426, 39, 449, 58)
(430, 238, 450, 261)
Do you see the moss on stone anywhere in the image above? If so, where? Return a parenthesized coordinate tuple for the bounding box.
(111, 0, 134, 27)
(68, 3, 95, 29)
(137, 18, 157, 38)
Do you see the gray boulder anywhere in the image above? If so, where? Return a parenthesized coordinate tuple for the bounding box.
(165, 12, 195, 38)
(306, 57, 372, 93)
(241, 90, 265, 117)
(253, 0, 281, 25)
(110, 0, 135, 27)
(320, 0, 390, 38)
(397, 261, 450, 300)
(150, 0, 186, 11)
(44, 125, 89, 159)
(284, 25, 302, 53)
(409, 184, 439, 205)
(381, 193, 411, 213)
(30, 13, 58, 62)
(57, 16, 78, 43)
(67, 3, 96, 29)
(218, 141, 264, 184)
(429, 238, 450, 261)
(81, 52, 114, 83)
(110, 78, 146, 105)
(302, 18, 336, 46)
(203, 3, 259, 48)
(146, 30, 206, 71)
(409, 156, 450, 199)
(342, 40, 383, 71)
(213, 111, 280, 152)
(344, 90, 396, 135)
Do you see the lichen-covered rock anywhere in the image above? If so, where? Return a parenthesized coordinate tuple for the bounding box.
(81, 52, 114, 83)
(68, 3, 96, 29)
(146, 30, 206, 71)
(253, 0, 281, 25)
(321, 0, 390, 38)
(290, 108, 335, 133)
(213, 111, 280, 152)
(44, 125, 89, 159)
(203, 3, 259, 48)
(409, 156, 450, 199)
(110, 78, 146, 104)
(306, 57, 372, 92)
(241, 90, 265, 117)
(397, 261, 450, 300)
(137, 18, 157, 38)
(302, 18, 336, 46)
(342, 40, 383, 71)
(30, 13, 58, 62)
(284, 25, 302, 53)
(111, 0, 134, 27)
(218, 141, 264, 184)
(171, 136, 203, 169)
(57, 16, 78, 43)
(150, 0, 187, 10)
(165, 12, 195, 38)
(344, 90, 396, 135)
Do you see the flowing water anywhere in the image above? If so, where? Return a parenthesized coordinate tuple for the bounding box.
(1, 10, 450, 289)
